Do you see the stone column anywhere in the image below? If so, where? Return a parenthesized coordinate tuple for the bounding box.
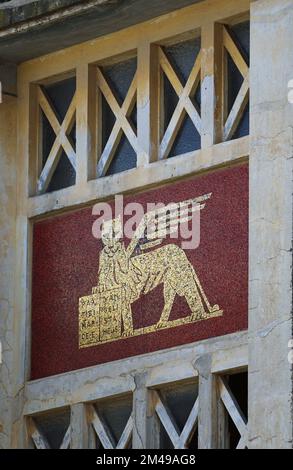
(249, 0, 293, 449)
(195, 354, 218, 449)
(132, 372, 160, 449)
(0, 92, 17, 449)
(70, 403, 89, 449)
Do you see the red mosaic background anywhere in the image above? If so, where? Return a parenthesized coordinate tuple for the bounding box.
(31, 164, 248, 379)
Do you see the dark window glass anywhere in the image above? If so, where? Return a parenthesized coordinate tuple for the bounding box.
(100, 58, 137, 175)
(41, 77, 76, 192)
(163, 37, 201, 158)
(94, 394, 133, 448)
(226, 371, 248, 449)
(159, 381, 198, 449)
(227, 21, 250, 139)
(34, 408, 70, 449)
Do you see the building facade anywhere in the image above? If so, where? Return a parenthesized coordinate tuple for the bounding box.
(0, 0, 292, 449)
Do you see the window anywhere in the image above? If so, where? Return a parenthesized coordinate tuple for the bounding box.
(160, 36, 201, 158)
(27, 16, 250, 195)
(222, 20, 250, 141)
(155, 380, 199, 449)
(88, 394, 133, 449)
(97, 55, 138, 176)
(29, 408, 71, 449)
(218, 371, 248, 449)
(31, 75, 76, 194)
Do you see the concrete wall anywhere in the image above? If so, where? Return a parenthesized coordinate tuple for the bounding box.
(249, 0, 293, 449)
(0, 95, 17, 449)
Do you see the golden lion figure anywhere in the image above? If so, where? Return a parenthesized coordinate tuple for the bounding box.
(92, 197, 219, 338)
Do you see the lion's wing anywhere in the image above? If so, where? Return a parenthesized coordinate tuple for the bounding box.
(129, 192, 212, 252)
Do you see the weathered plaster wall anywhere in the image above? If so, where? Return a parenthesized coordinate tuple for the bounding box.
(249, 0, 293, 449)
(0, 95, 17, 449)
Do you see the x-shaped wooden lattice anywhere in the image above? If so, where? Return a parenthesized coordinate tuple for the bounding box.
(37, 86, 76, 194)
(222, 26, 249, 141)
(154, 390, 199, 449)
(88, 404, 133, 449)
(218, 376, 248, 449)
(158, 47, 202, 160)
(97, 68, 138, 177)
(29, 418, 71, 449)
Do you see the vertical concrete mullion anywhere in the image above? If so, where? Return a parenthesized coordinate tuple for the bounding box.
(201, 22, 216, 148)
(217, 395, 229, 449)
(249, 0, 293, 449)
(132, 372, 160, 449)
(137, 41, 160, 165)
(11, 73, 31, 448)
(70, 403, 89, 449)
(195, 354, 218, 449)
(76, 64, 97, 184)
